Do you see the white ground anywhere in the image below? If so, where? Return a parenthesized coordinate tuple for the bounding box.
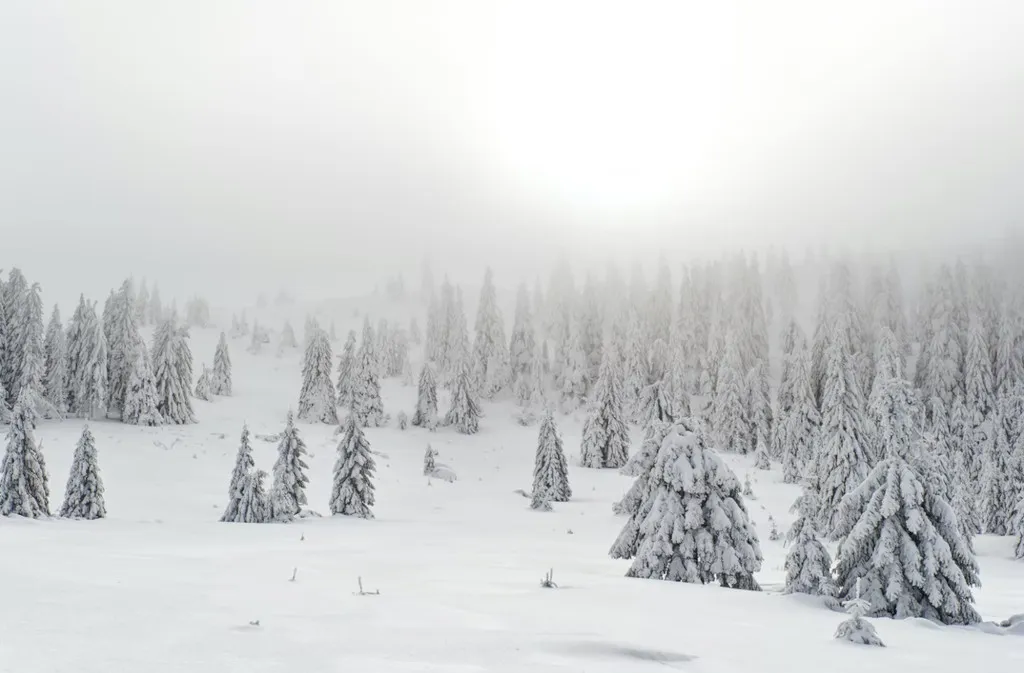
(2, 306, 1022, 672)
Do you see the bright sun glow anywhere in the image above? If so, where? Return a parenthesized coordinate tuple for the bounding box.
(485, 2, 739, 214)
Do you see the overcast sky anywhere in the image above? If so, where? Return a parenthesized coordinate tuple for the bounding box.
(3, 1, 1024, 304)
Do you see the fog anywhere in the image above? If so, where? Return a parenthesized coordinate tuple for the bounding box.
(3, 1, 1024, 305)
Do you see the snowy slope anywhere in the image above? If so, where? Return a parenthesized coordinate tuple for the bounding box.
(1, 321, 1022, 673)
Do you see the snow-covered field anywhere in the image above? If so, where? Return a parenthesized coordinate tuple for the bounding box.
(1, 317, 1022, 673)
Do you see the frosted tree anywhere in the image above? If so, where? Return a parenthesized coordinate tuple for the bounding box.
(928, 397, 977, 538)
(622, 311, 649, 420)
(558, 325, 589, 409)
(279, 321, 298, 351)
(532, 409, 571, 502)
(834, 578, 885, 647)
(423, 444, 437, 476)
(42, 305, 67, 415)
(444, 357, 481, 435)
(152, 317, 195, 424)
(210, 332, 232, 396)
(776, 319, 805, 418)
(76, 306, 108, 420)
(65, 295, 91, 413)
(335, 330, 357, 407)
(0, 393, 50, 518)
(508, 283, 536, 387)
(270, 412, 310, 520)
(409, 317, 421, 346)
(134, 280, 149, 326)
(194, 364, 212, 401)
(229, 470, 271, 523)
(297, 324, 338, 424)
(424, 292, 443, 364)
(782, 486, 835, 598)
(220, 424, 255, 522)
(981, 405, 1017, 535)
(832, 440, 981, 624)
(624, 423, 763, 590)
(868, 373, 920, 468)
(351, 320, 384, 427)
(0, 269, 29, 403)
(711, 332, 753, 454)
(473, 267, 510, 397)
(515, 347, 546, 426)
(247, 321, 264, 355)
(122, 342, 162, 426)
(610, 421, 673, 557)
(441, 284, 470, 385)
(105, 279, 141, 415)
(813, 314, 873, 534)
(579, 347, 630, 469)
(411, 362, 438, 429)
(962, 312, 995, 483)
(993, 307, 1024, 398)
(746, 361, 773, 455)
(58, 425, 105, 519)
(1013, 495, 1024, 560)
(329, 415, 377, 518)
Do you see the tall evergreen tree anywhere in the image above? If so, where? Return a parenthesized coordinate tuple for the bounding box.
(58, 425, 105, 520)
(1, 269, 29, 403)
(13, 283, 57, 419)
(64, 296, 91, 414)
(444, 357, 481, 435)
(0, 392, 50, 518)
(783, 486, 835, 598)
(329, 415, 377, 518)
(508, 283, 536, 387)
(624, 422, 763, 590)
(42, 305, 67, 415)
(781, 347, 820, 484)
(220, 424, 255, 522)
(122, 342, 163, 426)
(76, 306, 108, 420)
(622, 310, 649, 421)
(211, 332, 232, 396)
(962, 312, 995, 483)
(148, 284, 163, 325)
(981, 404, 1017, 535)
(579, 346, 630, 469)
(225, 470, 271, 523)
(411, 362, 438, 428)
(711, 332, 753, 454)
(532, 409, 571, 503)
(105, 279, 141, 415)
(610, 421, 673, 556)
(271, 411, 309, 520)
(473, 267, 510, 397)
(134, 279, 149, 326)
(746, 361, 773, 456)
(351, 320, 384, 427)
(297, 324, 338, 424)
(335, 330, 357, 406)
(152, 316, 195, 424)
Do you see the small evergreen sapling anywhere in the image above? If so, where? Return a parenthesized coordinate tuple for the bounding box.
(834, 579, 885, 647)
(58, 425, 106, 520)
(329, 415, 377, 518)
(194, 364, 212, 401)
(396, 410, 408, 430)
(783, 488, 835, 598)
(270, 412, 310, 520)
(423, 444, 437, 476)
(532, 409, 571, 503)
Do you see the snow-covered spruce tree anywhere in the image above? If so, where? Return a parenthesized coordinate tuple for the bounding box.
(194, 364, 212, 401)
(994, 306, 1024, 399)
(532, 409, 571, 503)
(442, 285, 471, 386)
(220, 424, 255, 522)
(76, 305, 108, 420)
(508, 282, 536, 387)
(746, 361, 773, 455)
(270, 411, 310, 520)
(832, 438, 981, 624)
(58, 425, 105, 520)
(423, 444, 437, 475)
(247, 321, 263, 354)
(610, 421, 673, 557)
(515, 347, 546, 426)
(122, 342, 162, 426)
(134, 280, 149, 326)
(868, 373, 920, 471)
(473, 267, 510, 397)
(297, 324, 338, 424)
(42, 305, 67, 415)
(776, 318, 805, 419)
(579, 346, 630, 469)
(444, 357, 481, 435)
(981, 404, 1017, 535)
(329, 414, 376, 518)
(64, 295, 91, 413)
(335, 330, 357, 407)
(279, 321, 298, 351)
(622, 310, 649, 421)
(963, 311, 995, 484)
(558, 325, 589, 410)
(152, 316, 195, 424)
(411, 362, 438, 429)
(625, 422, 763, 590)
(0, 392, 50, 518)
(351, 321, 384, 427)
(12, 283, 58, 419)
(230, 470, 271, 523)
(210, 332, 232, 396)
(782, 486, 835, 598)
(105, 279, 141, 415)
(834, 579, 885, 647)
(0, 269, 29, 404)
(1013, 495, 1024, 560)
(813, 313, 873, 534)
(926, 396, 977, 538)
(710, 332, 753, 454)
(148, 284, 163, 326)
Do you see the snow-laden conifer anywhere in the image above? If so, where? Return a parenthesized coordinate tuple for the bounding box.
(148, 285, 163, 326)
(508, 283, 536, 387)
(279, 321, 298, 352)
(220, 424, 255, 522)
(579, 346, 630, 469)
(64, 295, 90, 413)
(134, 280, 149, 326)
(335, 330, 357, 406)
(622, 311, 649, 421)
(351, 321, 384, 427)
(58, 425, 105, 519)
(42, 305, 67, 415)
(329, 415, 376, 518)
(0, 392, 50, 518)
(194, 364, 212, 401)
(270, 412, 309, 520)
(610, 421, 673, 556)
(994, 307, 1024, 398)
(444, 357, 481, 435)
(558, 327, 588, 409)
(105, 279, 141, 414)
(227, 470, 271, 523)
(624, 421, 763, 589)
(297, 324, 338, 424)
(782, 486, 835, 598)
(834, 579, 885, 647)
(122, 342, 162, 426)
(411, 362, 438, 429)
(152, 316, 195, 424)
(473, 267, 510, 397)
(532, 409, 571, 503)
(77, 306, 108, 420)
(1012, 495, 1024, 560)
(711, 332, 753, 453)
(963, 311, 995, 482)
(423, 444, 437, 475)
(832, 438, 981, 625)
(211, 332, 232, 396)
(746, 361, 773, 454)
(981, 405, 1017, 535)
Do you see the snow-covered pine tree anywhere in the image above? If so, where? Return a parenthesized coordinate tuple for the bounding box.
(625, 422, 763, 589)
(134, 280, 149, 326)
(152, 316, 196, 424)
(710, 332, 753, 454)
(0, 391, 50, 518)
(558, 325, 589, 410)
(411, 362, 438, 429)
(868, 372, 920, 471)
(424, 291, 443, 364)
(963, 311, 995, 484)
(746, 361, 773, 455)
(1012, 494, 1024, 560)
(297, 323, 338, 424)
(194, 364, 212, 401)
(230, 470, 271, 523)
(105, 279, 141, 415)
(832, 433, 981, 624)
(993, 305, 1024, 399)
(532, 409, 571, 503)
(329, 414, 377, 518)
(335, 330, 357, 407)
(444, 356, 481, 435)
(210, 332, 232, 396)
(441, 285, 471, 386)
(834, 578, 886, 647)
(423, 443, 438, 476)
(472, 267, 510, 397)
(981, 403, 1017, 535)
(579, 346, 630, 469)
(610, 421, 673, 556)
(926, 396, 977, 538)
(0, 269, 29, 404)
(77, 304, 108, 420)
(220, 424, 255, 522)
(148, 286, 164, 326)
(58, 425, 105, 520)
(65, 295, 91, 413)
(622, 310, 649, 421)
(279, 321, 298, 351)
(12, 283, 58, 419)
(247, 320, 263, 355)
(351, 320, 384, 427)
(270, 411, 310, 520)
(782, 486, 835, 598)
(508, 283, 536, 387)
(42, 305, 67, 415)
(813, 313, 873, 534)
(776, 318, 805, 419)
(122, 341, 162, 426)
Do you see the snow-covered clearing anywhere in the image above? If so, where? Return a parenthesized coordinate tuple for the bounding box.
(1, 322, 1021, 673)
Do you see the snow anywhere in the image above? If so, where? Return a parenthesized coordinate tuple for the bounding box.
(1, 323, 1022, 672)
